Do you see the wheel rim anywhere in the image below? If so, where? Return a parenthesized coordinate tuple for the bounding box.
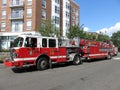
(108, 54, 111, 59)
(41, 60, 47, 69)
(107, 54, 111, 59)
(75, 56, 80, 64)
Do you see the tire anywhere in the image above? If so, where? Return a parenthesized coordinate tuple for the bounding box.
(73, 55, 83, 65)
(37, 57, 49, 70)
(107, 53, 112, 60)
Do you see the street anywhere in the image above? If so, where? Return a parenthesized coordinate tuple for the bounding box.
(0, 54, 120, 90)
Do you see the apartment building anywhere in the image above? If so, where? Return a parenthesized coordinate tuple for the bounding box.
(0, 0, 80, 50)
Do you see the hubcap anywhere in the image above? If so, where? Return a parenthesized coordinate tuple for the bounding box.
(75, 57, 80, 64)
(41, 60, 47, 68)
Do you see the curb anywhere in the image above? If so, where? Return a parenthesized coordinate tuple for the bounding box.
(0, 63, 3, 65)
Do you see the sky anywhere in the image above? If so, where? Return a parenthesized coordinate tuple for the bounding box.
(74, 0, 120, 36)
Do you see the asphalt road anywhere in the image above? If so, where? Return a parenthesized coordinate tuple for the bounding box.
(0, 54, 120, 90)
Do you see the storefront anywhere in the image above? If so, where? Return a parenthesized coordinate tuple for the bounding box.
(0, 36, 16, 51)
(0, 31, 38, 51)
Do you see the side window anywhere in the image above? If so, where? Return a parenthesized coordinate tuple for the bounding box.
(49, 39, 56, 47)
(31, 38, 37, 47)
(42, 38, 47, 47)
(25, 37, 37, 47)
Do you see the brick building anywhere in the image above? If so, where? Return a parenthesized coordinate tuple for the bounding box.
(0, 0, 80, 50)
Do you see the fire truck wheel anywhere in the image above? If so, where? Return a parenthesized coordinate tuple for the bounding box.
(107, 53, 112, 60)
(37, 57, 49, 70)
(73, 55, 83, 65)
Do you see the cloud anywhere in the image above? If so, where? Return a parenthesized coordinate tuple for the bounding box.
(83, 27, 90, 32)
(96, 22, 120, 36)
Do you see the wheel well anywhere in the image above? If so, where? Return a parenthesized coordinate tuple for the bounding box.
(75, 53, 81, 57)
(36, 54, 50, 64)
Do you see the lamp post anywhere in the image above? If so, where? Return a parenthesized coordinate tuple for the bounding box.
(80, 24, 84, 31)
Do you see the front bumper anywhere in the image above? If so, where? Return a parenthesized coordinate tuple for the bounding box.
(4, 58, 15, 67)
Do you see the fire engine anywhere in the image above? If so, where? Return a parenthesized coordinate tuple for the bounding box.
(79, 39, 114, 60)
(4, 33, 114, 70)
(4, 33, 83, 70)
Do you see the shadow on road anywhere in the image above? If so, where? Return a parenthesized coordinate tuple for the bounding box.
(11, 58, 113, 73)
(83, 58, 110, 63)
(11, 62, 73, 73)
(12, 66, 38, 73)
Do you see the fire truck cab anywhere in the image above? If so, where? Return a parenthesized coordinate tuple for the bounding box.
(4, 33, 83, 70)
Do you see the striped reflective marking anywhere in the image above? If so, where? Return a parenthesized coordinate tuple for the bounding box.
(50, 56, 66, 59)
(14, 58, 36, 61)
(14, 56, 67, 61)
(89, 53, 107, 56)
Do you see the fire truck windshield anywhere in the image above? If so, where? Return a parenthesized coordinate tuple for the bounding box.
(13, 37, 24, 47)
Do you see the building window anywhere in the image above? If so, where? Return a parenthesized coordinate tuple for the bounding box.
(1, 22, 6, 31)
(72, 7, 76, 12)
(66, 2, 70, 9)
(55, 0, 60, 4)
(72, 15, 75, 21)
(11, 21, 23, 32)
(2, 0, 7, 6)
(42, 0, 46, 7)
(41, 23, 46, 30)
(66, 21, 69, 27)
(55, 6, 60, 14)
(42, 9, 46, 19)
(11, 9, 23, 18)
(66, 11, 70, 18)
(27, 0, 32, 5)
(27, 8, 32, 17)
(2, 10, 6, 19)
(55, 16, 60, 25)
(26, 20, 32, 30)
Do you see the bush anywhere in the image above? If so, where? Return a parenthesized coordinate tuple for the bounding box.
(0, 56, 4, 63)
(0, 49, 10, 52)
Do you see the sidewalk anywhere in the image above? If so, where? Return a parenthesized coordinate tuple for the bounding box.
(0, 63, 5, 69)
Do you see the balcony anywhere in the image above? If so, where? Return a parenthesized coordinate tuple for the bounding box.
(9, 1, 24, 8)
(9, 14, 23, 20)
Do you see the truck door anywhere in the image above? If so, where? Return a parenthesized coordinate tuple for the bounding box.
(48, 39, 59, 62)
(20, 37, 39, 59)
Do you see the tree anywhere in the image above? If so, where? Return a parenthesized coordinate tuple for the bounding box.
(97, 34, 110, 42)
(67, 25, 86, 39)
(37, 19, 60, 37)
(85, 33, 97, 40)
(111, 31, 120, 48)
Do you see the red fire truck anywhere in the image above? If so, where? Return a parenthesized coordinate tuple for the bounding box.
(79, 39, 114, 60)
(4, 33, 83, 70)
(4, 33, 114, 70)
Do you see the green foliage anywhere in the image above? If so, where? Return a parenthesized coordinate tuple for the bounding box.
(38, 21, 110, 42)
(67, 25, 110, 42)
(85, 33, 97, 40)
(97, 34, 110, 42)
(0, 49, 10, 52)
(37, 19, 60, 37)
(0, 56, 4, 63)
(67, 25, 86, 39)
(111, 31, 120, 48)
